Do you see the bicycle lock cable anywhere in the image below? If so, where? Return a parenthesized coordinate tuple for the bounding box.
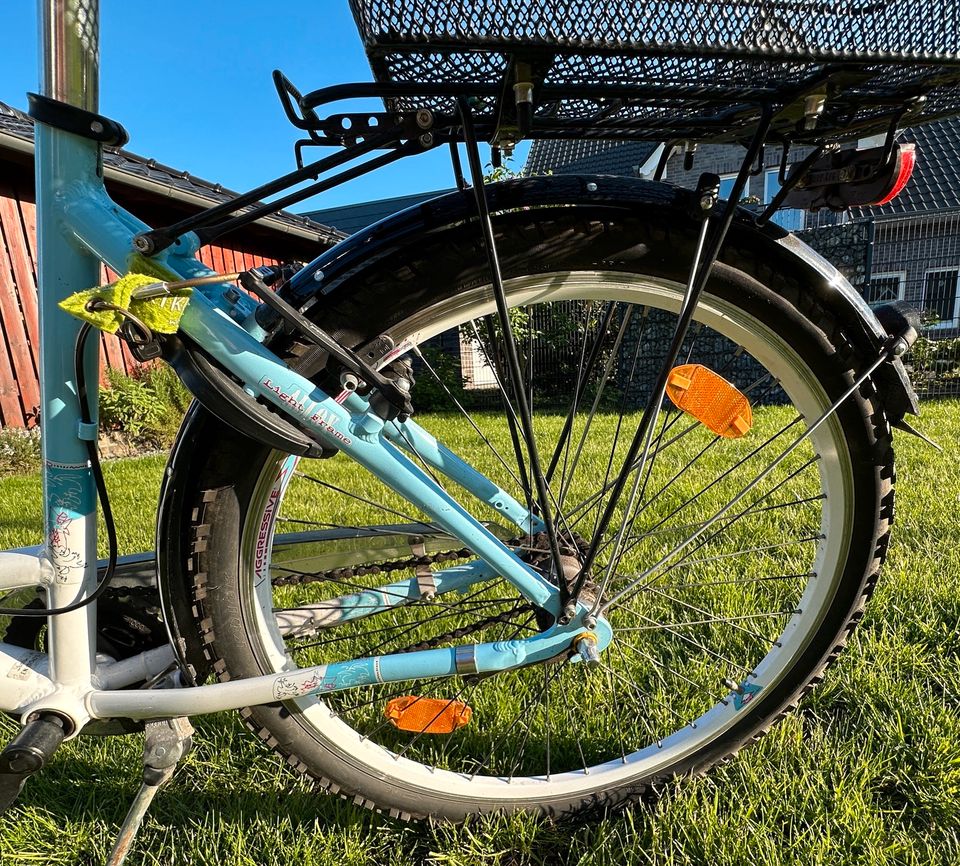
(0, 322, 119, 617)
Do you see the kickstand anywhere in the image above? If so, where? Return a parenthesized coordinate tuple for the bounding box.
(106, 717, 194, 866)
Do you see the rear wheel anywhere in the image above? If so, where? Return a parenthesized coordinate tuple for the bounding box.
(186, 208, 893, 820)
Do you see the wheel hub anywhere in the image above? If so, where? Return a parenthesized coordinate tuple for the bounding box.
(521, 531, 600, 628)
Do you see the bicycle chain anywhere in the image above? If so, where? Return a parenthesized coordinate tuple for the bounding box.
(269, 536, 554, 651)
(269, 545, 475, 587)
(11, 535, 571, 655)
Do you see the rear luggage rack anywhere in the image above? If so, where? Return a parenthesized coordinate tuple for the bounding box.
(344, 0, 960, 145)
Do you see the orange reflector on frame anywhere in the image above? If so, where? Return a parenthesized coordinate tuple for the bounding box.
(665, 364, 752, 438)
(385, 696, 473, 734)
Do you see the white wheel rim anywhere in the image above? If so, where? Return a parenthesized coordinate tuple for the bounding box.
(238, 272, 854, 805)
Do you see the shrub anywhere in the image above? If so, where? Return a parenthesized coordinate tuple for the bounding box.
(0, 428, 41, 476)
(908, 334, 960, 397)
(98, 364, 192, 445)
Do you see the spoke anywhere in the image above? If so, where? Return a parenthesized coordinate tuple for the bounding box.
(654, 571, 815, 591)
(647, 534, 822, 572)
(470, 663, 565, 779)
(618, 401, 800, 545)
(614, 600, 759, 673)
(616, 609, 796, 632)
(586, 306, 650, 534)
(597, 414, 804, 571)
(413, 344, 525, 491)
(295, 471, 425, 525)
(606, 641, 690, 728)
(601, 656, 629, 763)
(283, 600, 516, 651)
(608, 320, 711, 529)
(544, 665, 552, 781)
(549, 300, 603, 490)
(636, 464, 823, 589)
(552, 303, 630, 506)
(594, 344, 887, 592)
(475, 317, 533, 509)
(563, 380, 772, 539)
(283, 580, 512, 657)
(634, 373, 779, 520)
(566, 371, 779, 542)
(613, 639, 719, 714)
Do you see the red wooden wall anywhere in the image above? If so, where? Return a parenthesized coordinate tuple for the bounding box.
(0, 176, 276, 429)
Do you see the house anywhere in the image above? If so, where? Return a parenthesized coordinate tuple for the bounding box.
(306, 188, 457, 235)
(526, 119, 960, 333)
(0, 101, 343, 428)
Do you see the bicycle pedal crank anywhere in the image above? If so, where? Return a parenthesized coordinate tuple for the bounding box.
(0, 712, 67, 813)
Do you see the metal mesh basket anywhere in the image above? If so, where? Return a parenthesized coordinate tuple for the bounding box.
(350, 0, 960, 65)
(347, 0, 960, 142)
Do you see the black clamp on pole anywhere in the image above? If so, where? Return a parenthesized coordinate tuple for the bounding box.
(27, 92, 129, 147)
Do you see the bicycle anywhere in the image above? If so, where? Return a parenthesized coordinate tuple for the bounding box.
(0, 0, 955, 860)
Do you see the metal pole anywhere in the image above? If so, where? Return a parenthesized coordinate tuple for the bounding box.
(40, 0, 99, 111)
(35, 0, 103, 690)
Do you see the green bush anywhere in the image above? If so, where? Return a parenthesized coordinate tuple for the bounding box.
(0, 428, 41, 476)
(98, 364, 192, 445)
(907, 334, 960, 397)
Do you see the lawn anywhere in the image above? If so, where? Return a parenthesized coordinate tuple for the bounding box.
(0, 401, 958, 865)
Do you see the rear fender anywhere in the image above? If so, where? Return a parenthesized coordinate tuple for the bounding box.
(288, 174, 916, 421)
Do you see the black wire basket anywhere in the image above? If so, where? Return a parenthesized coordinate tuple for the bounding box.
(347, 0, 960, 142)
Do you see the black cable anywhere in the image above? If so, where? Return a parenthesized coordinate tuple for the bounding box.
(0, 322, 119, 617)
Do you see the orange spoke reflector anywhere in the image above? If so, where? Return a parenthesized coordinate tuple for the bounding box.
(385, 696, 473, 734)
(665, 364, 752, 438)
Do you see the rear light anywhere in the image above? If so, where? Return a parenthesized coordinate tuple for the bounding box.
(873, 144, 917, 205)
(782, 142, 917, 211)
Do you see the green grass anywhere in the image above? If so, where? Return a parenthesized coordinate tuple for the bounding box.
(0, 401, 958, 865)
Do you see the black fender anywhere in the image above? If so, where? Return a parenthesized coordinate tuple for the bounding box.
(285, 174, 916, 422)
(156, 174, 916, 680)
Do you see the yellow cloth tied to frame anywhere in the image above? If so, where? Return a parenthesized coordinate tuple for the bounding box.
(58, 272, 192, 334)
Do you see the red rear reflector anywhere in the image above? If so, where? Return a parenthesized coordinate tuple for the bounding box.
(666, 364, 752, 438)
(385, 696, 472, 734)
(873, 143, 916, 206)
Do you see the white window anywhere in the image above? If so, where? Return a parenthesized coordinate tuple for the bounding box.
(922, 268, 960, 329)
(459, 330, 498, 389)
(764, 169, 805, 232)
(865, 272, 905, 307)
(718, 173, 738, 201)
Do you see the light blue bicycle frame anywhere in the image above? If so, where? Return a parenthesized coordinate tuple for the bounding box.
(0, 0, 608, 733)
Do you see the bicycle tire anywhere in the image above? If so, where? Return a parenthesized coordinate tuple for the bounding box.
(182, 198, 894, 821)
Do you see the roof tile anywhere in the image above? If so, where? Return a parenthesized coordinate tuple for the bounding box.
(0, 101, 344, 244)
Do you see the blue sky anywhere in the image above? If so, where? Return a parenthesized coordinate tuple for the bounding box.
(0, 2, 529, 209)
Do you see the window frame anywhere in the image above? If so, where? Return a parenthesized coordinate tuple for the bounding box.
(865, 270, 906, 307)
(763, 169, 805, 232)
(922, 266, 960, 330)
